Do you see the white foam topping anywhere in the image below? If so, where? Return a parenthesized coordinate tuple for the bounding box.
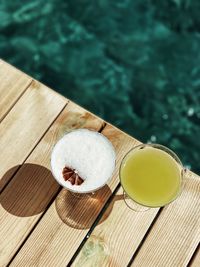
(51, 129, 116, 193)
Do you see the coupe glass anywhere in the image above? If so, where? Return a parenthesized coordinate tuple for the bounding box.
(119, 144, 186, 212)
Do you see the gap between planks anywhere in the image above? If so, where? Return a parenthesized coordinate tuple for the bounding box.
(71, 187, 159, 267)
(0, 101, 105, 267)
(67, 183, 122, 267)
(0, 83, 68, 194)
(7, 122, 107, 267)
(0, 100, 68, 194)
(0, 79, 67, 192)
(129, 172, 200, 267)
(126, 208, 163, 267)
(6, 185, 62, 267)
(9, 124, 141, 267)
(68, 188, 160, 267)
(0, 79, 33, 124)
(188, 244, 200, 267)
(1, 60, 199, 267)
(71, 173, 199, 266)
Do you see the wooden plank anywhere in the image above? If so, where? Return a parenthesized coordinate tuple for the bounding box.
(10, 125, 141, 267)
(72, 186, 159, 266)
(0, 80, 66, 191)
(0, 101, 104, 267)
(0, 59, 32, 122)
(190, 246, 200, 267)
(131, 172, 200, 267)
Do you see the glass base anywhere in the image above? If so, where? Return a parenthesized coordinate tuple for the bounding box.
(123, 192, 150, 212)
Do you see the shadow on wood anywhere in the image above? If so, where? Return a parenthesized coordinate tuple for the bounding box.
(0, 165, 20, 192)
(98, 193, 124, 225)
(55, 185, 116, 229)
(0, 163, 60, 217)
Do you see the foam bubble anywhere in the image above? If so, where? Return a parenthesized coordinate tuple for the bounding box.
(51, 129, 116, 193)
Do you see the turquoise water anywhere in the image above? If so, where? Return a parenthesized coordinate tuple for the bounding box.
(0, 1, 200, 173)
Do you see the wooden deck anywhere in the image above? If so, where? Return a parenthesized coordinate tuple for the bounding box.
(0, 59, 199, 267)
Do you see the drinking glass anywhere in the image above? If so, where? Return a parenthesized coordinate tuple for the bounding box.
(50, 129, 116, 197)
(119, 144, 186, 211)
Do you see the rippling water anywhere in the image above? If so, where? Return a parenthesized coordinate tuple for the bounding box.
(1, 0, 200, 173)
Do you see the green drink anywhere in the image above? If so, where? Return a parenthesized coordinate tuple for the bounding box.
(120, 144, 182, 208)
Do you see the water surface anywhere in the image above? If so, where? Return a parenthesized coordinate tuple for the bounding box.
(1, 0, 199, 173)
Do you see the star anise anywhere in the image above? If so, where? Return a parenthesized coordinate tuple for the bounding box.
(62, 166, 84, 186)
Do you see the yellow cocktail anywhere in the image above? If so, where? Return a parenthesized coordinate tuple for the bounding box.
(120, 144, 183, 208)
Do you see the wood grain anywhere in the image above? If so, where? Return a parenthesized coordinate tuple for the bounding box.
(0, 80, 66, 190)
(0, 59, 32, 122)
(0, 101, 103, 267)
(2, 60, 199, 267)
(131, 172, 200, 267)
(10, 125, 140, 267)
(72, 186, 159, 267)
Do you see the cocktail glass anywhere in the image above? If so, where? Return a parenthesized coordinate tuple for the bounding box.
(119, 144, 185, 211)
